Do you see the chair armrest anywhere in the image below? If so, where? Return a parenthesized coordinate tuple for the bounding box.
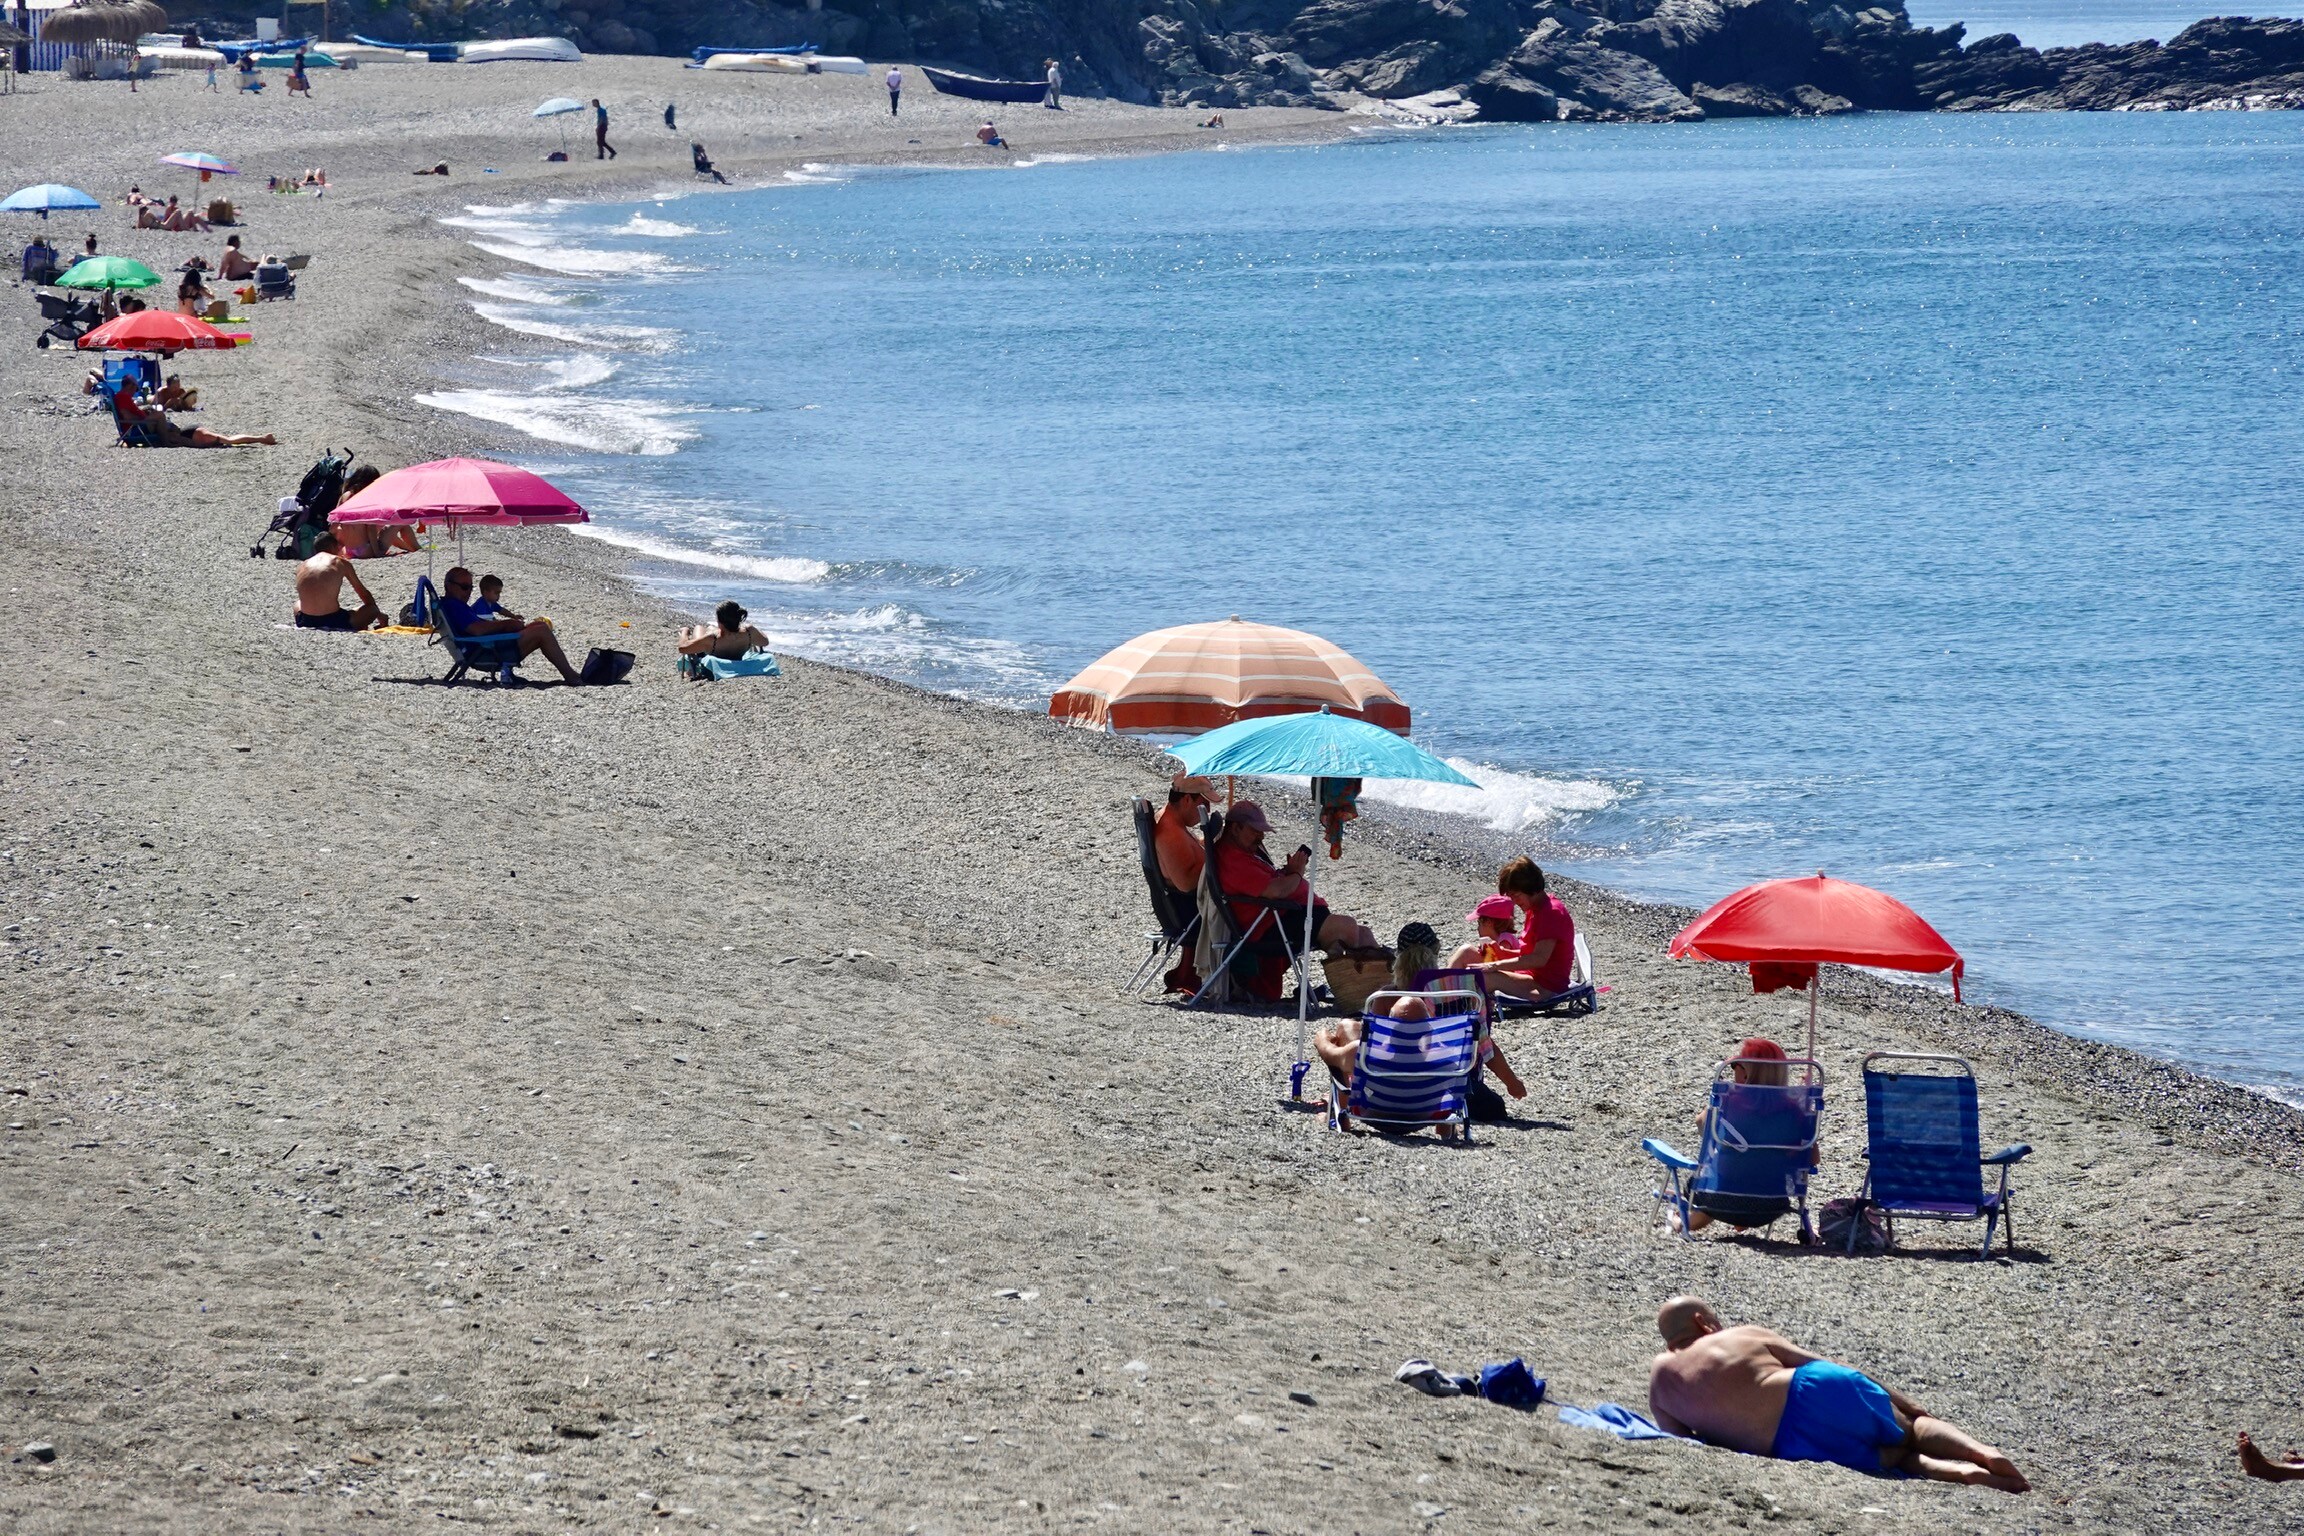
(1641, 1137, 1696, 1171)
(1981, 1143, 2032, 1165)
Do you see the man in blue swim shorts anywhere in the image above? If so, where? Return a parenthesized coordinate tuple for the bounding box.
(1647, 1295, 2029, 1492)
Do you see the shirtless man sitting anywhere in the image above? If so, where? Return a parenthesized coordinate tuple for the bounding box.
(1648, 1296, 2028, 1492)
(294, 531, 383, 631)
(218, 234, 259, 281)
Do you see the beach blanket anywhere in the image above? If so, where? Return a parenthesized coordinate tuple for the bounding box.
(1555, 1403, 1689, 1441)
(682, 647, 781, 682)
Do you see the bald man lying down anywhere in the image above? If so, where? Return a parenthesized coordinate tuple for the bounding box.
(1648, 1296, 2029, 1492)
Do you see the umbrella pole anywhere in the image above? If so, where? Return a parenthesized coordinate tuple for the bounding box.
(1807, 974, 1818, 1064)
(1293, 848, 1317, 1092)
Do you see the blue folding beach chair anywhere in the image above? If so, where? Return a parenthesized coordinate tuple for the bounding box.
(1645, 1055, 1824, 1243)
(105, 392, 160, 447)
(1330, 985, 1488, 1142)
(416, 574, 524, 686)
(1855, 1052, 2031, 1259)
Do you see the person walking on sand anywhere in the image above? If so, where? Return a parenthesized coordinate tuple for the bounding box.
(1044, 57, 1062, 109)
(205, 59, 218, 91)
(594, 99, 616, 160)
(128, 44, 139, 92)
(886, 65, 903, 114)
(1649, 1297, 2029, 1492)
(287, 48, 311, 97)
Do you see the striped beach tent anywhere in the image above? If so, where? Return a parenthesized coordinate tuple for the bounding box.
(1048, 616, 1410, 736)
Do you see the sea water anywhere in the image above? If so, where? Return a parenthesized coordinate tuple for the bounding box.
(1902, 0, 2304, 49)
(433, 113, 2304, 1094)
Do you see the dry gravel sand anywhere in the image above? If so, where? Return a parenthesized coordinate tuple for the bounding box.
(7, 54, 2304, 1535)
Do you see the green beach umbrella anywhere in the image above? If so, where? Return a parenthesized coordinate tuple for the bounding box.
(54, 255, 162, 291)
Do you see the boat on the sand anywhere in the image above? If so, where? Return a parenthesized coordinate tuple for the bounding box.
(688, 44, 814, 65)
(350, 33, 459, 61)
(461, 37, 582, 63)
(699, 52, 809, 72)
(921, 65, 1048, 103)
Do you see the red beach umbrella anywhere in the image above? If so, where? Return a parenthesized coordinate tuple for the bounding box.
(77, 310, 248, 353)
(330, 457, 587, 527)
(1668, 873, 1964, 1059)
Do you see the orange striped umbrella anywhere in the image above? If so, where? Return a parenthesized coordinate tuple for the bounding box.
(1048, 616, 1410, 736)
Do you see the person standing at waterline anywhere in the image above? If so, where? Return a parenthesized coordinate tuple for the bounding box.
(886, 65, 903, 115)
(593, 99, 616, 160)
(1044, 58, 1063, 108)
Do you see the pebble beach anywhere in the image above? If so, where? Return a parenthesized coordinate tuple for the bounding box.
(6, 54, 2304, 1533)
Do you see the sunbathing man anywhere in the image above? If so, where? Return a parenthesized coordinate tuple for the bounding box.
(440, 565, 583, 685)
(218, 234, 258, 281)
(1152, 773, 1217, 991)
(1213, 800, 1379, 956)
(1649, 1296, 2028, 1491)
(140, 406, 273, 448)
(677, 599, 771, 663)
(294, 531, 383, 631)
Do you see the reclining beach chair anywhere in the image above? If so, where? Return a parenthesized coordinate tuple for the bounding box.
(1123, 797, 1200, 997)
(1644, 1055, 1824, 1244)
(1491, 930, 1600, 1017)
(1854, 1053, 2031, 1258)
(1186, 808, 1310, 1009)
(1331, 984, 1489, 1142)
(416, 575, 524, 686)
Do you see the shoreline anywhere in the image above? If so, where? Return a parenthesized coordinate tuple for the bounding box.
(9, 57, 2304, 1532)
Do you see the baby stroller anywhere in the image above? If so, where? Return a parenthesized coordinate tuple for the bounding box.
(34, 291, 100, 349)
(252, 449, 356, 559)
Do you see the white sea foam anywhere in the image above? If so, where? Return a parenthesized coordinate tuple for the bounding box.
(750, 603, 1045, 705)
(1011, 152, 1095, 168)
(783, 163, 854, 185)
(468, 303, 676, 351)
(467, 239, 687, 277)
(458, 274, 574, 305)
(414, 389, 698, 456)
(569, 523, 831, 583)
(535, 353, 619, 389)
(618, 213, 700, 237)
(1351, 759, 1621, 833)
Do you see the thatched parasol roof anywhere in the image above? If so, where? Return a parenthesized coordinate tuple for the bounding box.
(38, 1, 169, 45)
(0, 21, 30, 44)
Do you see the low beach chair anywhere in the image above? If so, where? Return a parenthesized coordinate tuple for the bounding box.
(105, 393, 160, 447)
(1186, 808, 1308, 1009)
(254, 261, 295, 301)
(1331, 985, 1489, 1142)
(1123, 797, 1200, 997)
(1644, 1054, 1824, 1244)
(416, 575, 523, 686)
(1855, 1052, 2031, 1258)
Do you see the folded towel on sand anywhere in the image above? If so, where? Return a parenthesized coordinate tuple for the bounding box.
(705, 648, 780, 681)
(1555, 1403, 1688, 1441)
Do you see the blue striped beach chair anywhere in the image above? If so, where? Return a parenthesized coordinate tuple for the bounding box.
(1331, 986, 1488, 1142)
(1856, 1052, 2031, 1258)
(1645, 1056, 1824, 1243)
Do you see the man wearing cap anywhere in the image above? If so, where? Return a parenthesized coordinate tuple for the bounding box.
(1154, 774, 1216, 992)
(1214, 799, 1377, 957)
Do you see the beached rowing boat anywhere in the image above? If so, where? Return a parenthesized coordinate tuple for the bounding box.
(699, 52, 809, 72)
(461, 37, 582, 63)
(351, 33, 458, 61)
(921, 65, 1048, 103)
(809, 55, 869, 73)
(689, 44, 815, 64)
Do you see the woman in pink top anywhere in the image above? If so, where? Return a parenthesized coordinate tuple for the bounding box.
(1485, 856, 1577, 1001)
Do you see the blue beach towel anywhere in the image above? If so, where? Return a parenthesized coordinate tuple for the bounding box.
(704, 648, 780, 681)
(1555, 1403, 1690, 1441)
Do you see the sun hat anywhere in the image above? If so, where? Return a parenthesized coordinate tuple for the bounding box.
(1228, 800, 1271, 832)
(1467, 894, 1518, 925)
(1171, 773, 1218, 799)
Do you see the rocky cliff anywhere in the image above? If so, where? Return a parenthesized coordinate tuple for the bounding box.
(262, 0, 2304, 121)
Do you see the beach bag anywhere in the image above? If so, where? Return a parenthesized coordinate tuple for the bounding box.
(579, 647, 636, 686)
(1468, 1079, 1509, 1124)
(1819, 1197, 1893, 1255)
(1322, 952, 1391, 1016)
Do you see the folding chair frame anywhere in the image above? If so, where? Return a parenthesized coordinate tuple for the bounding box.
(1645, 1055, 1824, 1244)
(1123, 797, 1201, 998)
(1855, 1051, 2031, 1259)
(1330, 986, 1489, 1142)
(418, 575, 525, 687)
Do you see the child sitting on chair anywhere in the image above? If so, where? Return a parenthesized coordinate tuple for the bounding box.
(470, 573, 518, 621)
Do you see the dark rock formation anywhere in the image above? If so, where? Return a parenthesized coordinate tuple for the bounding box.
(179, 0, 2304, 122)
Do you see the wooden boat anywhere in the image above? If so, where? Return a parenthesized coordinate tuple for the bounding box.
(351, 33, 459, 61)
(921, 65, 1047, 103)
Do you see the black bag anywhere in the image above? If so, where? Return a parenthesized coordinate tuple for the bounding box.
(1819, 1197, 1893, 1255)
(578, 647, 636, 686)
(1468, 1080, 1510, 1124)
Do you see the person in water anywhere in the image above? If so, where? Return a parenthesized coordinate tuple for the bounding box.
(1649, 1296, 2029, 1491)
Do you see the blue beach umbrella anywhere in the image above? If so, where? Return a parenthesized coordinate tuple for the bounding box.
(3, 184, 102, 220)
(1170, 708, 1477, 1085)
(534, 96, 585, 156)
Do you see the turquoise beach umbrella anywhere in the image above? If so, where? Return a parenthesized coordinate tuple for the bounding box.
(1169, 707, 1477, 1085)
(2, 184, 102, 219)
(1170, 707, 1477, 786)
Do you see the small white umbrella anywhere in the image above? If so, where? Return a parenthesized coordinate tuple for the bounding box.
(533, 96, 584, 157)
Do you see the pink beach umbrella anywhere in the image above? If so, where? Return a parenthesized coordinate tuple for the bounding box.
(331, 456, 587, 569)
